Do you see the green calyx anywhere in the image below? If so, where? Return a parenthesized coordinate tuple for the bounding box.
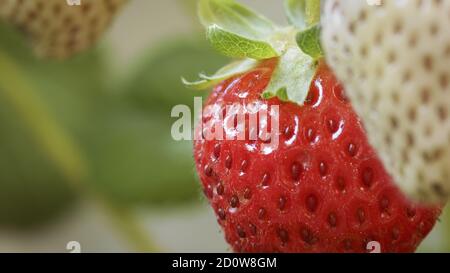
(183, 0, 323, 105)
(296, 24, 323, 60)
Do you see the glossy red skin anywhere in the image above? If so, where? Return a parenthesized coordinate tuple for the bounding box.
(194, 59, 441, 253)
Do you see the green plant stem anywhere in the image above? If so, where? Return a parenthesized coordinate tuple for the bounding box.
(305, 0, 321, 26)
(102, 203, 161, 252)
(0, 52, 87, 188)
(0, 49, 159, 253)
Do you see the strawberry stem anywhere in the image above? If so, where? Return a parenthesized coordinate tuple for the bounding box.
(102, 202, 162, 252)
(305, 0, 321, 26)
(285, 0, 321, 29)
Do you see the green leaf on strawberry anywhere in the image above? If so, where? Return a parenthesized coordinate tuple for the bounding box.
(198, 0, 276, 40)
(188, 0, 325, 105)
(206, 24, 279, 59)
(296, 25, 323, 60)
(199, 0, 279, 59)
(262, 45, 316, 103)
(183, 58, 258, 90)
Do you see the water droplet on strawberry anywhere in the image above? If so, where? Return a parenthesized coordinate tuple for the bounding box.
(306, 128, 317, 143)
(327, 119, 339, 134)
(261, 173, 270, 188)
(240, 160, 249, 174)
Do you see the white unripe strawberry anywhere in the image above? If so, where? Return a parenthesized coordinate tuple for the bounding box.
(0, 0, 128, 59)
(322, 0, 450, 203)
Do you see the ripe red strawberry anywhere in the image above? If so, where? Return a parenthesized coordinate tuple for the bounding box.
(187, 0, 442, 253)
(194, 59, 440, 253)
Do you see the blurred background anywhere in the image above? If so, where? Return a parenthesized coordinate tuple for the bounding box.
(0, 0, 448, 252)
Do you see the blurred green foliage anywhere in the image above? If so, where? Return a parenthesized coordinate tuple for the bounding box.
(0, 98, 76, 228)
(122, 39, 227, 112)
(83, 38, 227, 206)
(0, 23, 103, 228)
(0, 21, 227, 228)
